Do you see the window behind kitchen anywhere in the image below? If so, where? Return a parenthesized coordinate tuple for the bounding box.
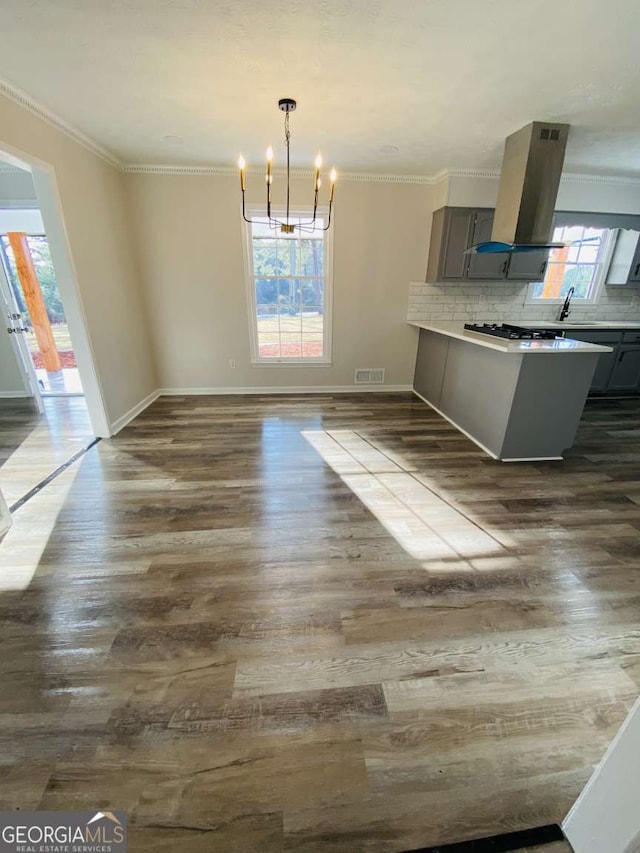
(244, 213, 332, 363)
(528, 225, 615, 302)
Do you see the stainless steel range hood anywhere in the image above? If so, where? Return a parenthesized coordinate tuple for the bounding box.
(467, 121, 570, 254)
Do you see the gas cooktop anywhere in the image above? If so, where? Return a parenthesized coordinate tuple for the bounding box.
(463, 323, 558, 341)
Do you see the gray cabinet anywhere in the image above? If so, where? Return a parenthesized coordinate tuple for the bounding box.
(562, 329, 640, 395)
(628, 243, 640, 282)
(426, 206, 548, 283)
(562, 330, 620, 393)
(467, 211, 510, 280)
(590, 349, 619, 392)
(606, 230, 640, 284)
(505, 249, 549, 281)
(427, 208, 474, 281)
(607, 347, 640, 391)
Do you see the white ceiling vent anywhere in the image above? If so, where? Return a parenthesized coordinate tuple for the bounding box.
(354, 368, 385, 385)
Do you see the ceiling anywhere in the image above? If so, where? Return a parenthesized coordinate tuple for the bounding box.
(1, 0, 640, 176)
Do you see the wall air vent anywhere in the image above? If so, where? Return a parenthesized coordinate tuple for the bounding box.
(354, 368, 385, 385)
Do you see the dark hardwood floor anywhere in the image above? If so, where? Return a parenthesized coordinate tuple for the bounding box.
(1, 392, 639, 852)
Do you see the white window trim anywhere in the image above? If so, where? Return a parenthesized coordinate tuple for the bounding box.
(242, 204, 334, 366)
(525, 229, 617, 306)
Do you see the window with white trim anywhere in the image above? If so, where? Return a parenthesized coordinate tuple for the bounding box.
(244, 210, 332, 364)
(526, 225, 616, 304)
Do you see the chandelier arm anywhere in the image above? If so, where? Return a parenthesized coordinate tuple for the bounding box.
(241, 190, 254, 224)
(321, 201, 333, 231)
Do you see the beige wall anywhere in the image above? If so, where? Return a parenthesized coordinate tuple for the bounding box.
(0, 94, 156, 428)
(126, 173, 432, 390)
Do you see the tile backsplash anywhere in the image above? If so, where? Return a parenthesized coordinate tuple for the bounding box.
(407, 280, 640, 324)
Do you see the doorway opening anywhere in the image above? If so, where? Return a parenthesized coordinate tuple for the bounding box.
(0, 227, 83, 397)
(0, 143, 109, 439)
(0, 147, 108, 514)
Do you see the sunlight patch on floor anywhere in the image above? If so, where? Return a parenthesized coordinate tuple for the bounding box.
(302, 430, 507, 561)
(0, 461, 80, 591)
(0, 400, 93, 506)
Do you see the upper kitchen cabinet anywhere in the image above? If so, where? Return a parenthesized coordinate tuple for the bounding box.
(425, 207, 549, 283)
(466, 210, 510, 280)
(426, 208, 474, 281)
(606, 230, 640, 284)
(504, 247, 549, 281)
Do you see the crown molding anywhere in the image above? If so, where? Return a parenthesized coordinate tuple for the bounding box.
(123, 164, 238, 176)
(122, 162, 640, 187)
(0, 77, 122, 169)
(443, 167, 501, 179)
(122, 163, 438, 183)
(561, 171, 640, 186)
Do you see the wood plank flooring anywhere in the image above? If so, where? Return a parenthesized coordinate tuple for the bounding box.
(1, 392, 639, 851)
(0, 397, 93, 507)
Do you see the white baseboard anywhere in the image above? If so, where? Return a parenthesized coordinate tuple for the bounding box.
(158, 385, 413, 395)
(109, 389, 160, 435)
(0, 391, 30, 399)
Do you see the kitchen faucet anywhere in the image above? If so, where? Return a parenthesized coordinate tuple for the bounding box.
(558, 286, 575, 322)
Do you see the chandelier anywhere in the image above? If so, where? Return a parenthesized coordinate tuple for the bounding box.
(238, 98, 336, 234)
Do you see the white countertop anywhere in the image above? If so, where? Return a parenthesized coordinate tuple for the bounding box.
(408, 321, 613, 354)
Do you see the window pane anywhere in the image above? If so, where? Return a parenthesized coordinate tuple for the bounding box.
(302, 308, 323, 333)
(302, 307, 324, 358)
(280, 333, 302, 357)
(301, 279, 324, 308)
(299, 239, 324, 276)
(578, 246, 599, 263)
(276, 239, 298, 275)
(253, 239, 279, 276)
(256, 278, 277, 304)
(257, 306, 280, 357)
(279, 311, 302, 334)
(563, 265, 595, 298)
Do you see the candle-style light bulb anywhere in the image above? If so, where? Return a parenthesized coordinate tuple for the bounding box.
(238, 155, 246, 191)
(266, 146, 273, 185)
(313, 153, 322, 195)
(329, 167, 337, 203)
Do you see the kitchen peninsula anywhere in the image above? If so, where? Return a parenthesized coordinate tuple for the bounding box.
(410, 321, 612, 461)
